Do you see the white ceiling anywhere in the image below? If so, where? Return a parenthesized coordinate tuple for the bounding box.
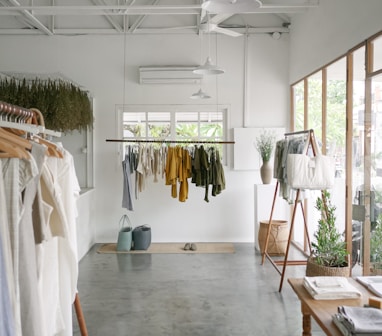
(0, 0, 319, 37)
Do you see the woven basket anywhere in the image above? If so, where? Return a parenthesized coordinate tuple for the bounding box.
(258, 220, 288, 256)
(306, 257, 350, 277)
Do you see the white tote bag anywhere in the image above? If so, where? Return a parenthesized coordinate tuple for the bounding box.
(287, 140, 335, 190)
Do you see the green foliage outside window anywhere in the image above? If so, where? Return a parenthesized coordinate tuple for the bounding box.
(371, 214, 382, 264)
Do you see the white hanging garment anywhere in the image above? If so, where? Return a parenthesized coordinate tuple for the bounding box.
(0, 160, 16, 336)
(1, 156, 35, 336)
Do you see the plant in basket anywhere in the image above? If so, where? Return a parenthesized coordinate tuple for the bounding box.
(306, 190, 350, 276)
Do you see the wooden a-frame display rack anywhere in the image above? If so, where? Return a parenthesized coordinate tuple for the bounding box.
(261, 129, 318, 292)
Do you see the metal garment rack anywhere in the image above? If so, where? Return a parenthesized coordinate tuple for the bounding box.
(261, 129, 317, 292)
(0, 100, 88, 336)
(0, 101, 61, 137)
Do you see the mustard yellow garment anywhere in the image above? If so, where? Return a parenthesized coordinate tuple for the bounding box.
(179, 148, 192, 202)
(165, 146, 192, 201)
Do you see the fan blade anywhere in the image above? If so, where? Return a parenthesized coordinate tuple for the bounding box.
(210, 13, 234, 25)
(213, 26, 242, 37)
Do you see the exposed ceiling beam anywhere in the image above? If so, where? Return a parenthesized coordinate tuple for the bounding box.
(91, 0, 123, 33)
(0, 26, 289, 36)
(4, 0, 53, 35)
(0, 5, 202, 15)
(128, 0, 160, 33)
(0, 4, 317, 16)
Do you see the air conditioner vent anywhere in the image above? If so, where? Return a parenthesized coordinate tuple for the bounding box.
(139, 66, 203, 84)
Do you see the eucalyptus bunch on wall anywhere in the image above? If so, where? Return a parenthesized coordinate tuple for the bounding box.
(0, 77, 93, 132)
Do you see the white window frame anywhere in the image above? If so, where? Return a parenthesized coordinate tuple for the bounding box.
(116, 104, 230, 164)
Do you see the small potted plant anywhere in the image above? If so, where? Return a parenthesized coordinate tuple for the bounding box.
(306, 190, 350, 276)
(255, 130, 276, 184)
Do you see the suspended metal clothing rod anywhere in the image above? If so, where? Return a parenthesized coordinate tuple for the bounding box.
(106, 139, 235, 144)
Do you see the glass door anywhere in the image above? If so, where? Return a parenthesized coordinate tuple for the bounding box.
(368, 74, 382, 275)
(352, 33, 382, 276)
(350, 46, 366, 276)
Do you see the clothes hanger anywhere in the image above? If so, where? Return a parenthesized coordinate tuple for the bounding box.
(29, 108, 63, 159)
(32, 135, 64, 158)
(0, 121, 33, 159)
(0, 115, 60, 158)
(0, 104, 63, 158)
(0, 127, 33, 151)
(0, 137, 30, 159)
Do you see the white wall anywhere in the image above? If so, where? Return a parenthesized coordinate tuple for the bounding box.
(0, 30, 289, 246)
(76, 190, 96, 260)
(289, 0, 382, 84)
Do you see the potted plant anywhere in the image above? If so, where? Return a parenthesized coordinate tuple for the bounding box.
(306, 190, 350, 276)
(255, 130, 276, 184)
(370, 214, 382, 275)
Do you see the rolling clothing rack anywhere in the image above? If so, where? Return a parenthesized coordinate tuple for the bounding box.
(261, 129, 317, 292)
(106, 138, 235, 144)
(0, 100, 88, 336)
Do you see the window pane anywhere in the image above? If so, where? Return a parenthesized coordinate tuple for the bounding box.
(307, 72, 323, 143)
(200, 112, 223, 138)
(293, 81, 305, 130)
(352, 46, 366, 276)
(123, 112, 146, 137)
(305, 72, 323, 252)
(370, 74, 382, 273)
(371, 34, 382, 72)
(176, 112, 199, 138)
(147, 112, 171, 138)
(326, 57, 347, 247)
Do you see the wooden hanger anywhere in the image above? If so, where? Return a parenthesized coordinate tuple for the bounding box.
(0, 128, 33, 150)
(33, 135, 64, 158)
(28, 107, 63, 159)
(0, 127, 63, 158)
(0, 138, 30, 159)
(0, 103, 63, 159)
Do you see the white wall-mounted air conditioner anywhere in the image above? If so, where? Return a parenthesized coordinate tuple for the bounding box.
(139, 66, 203, 84)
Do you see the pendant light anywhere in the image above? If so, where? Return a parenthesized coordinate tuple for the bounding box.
(190, 31, 211, 99)
(190, 88, 211, 99)
(193, 56, 224, 75)
(202, 0, 261, 14)
(193, 14, 225, 76)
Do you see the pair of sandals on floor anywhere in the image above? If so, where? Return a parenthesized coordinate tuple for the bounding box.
(183, 243, 197, 251)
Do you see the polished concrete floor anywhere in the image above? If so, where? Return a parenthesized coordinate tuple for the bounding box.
(73, 244, 325, 336)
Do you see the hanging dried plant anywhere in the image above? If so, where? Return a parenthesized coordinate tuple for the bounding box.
(0, 77, 93, 133)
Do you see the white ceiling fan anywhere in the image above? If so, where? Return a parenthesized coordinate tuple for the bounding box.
(200, 0, 262, 37)
(202, 0, 262, 14)
(199, 13, 242, 37)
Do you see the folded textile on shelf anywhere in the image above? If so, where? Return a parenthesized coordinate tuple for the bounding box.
(357, 276, 382, 298)
(303, 276, 362, 300)
(333, 306, 382, 335)
(333, 314, 352, 336)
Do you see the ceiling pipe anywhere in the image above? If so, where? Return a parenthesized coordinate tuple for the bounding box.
(243, 30, 249, 127)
